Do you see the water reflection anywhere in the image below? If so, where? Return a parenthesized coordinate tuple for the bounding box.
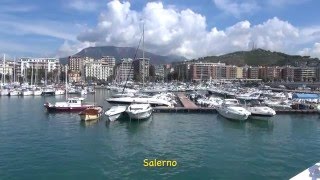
(80, 119, 99, 127)
(247, 119, 274, 131)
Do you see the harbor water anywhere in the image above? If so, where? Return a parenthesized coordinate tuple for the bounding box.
(0, 89, 320, 179)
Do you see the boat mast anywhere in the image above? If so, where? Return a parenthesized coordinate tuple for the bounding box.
(3, 54, 5, 85)
(13, 57, 16, 83)
(142, 22, 145, 87)
(31, 63, 33, 86)
(35, 62, 38, 86)
(65, 65, 68, 100)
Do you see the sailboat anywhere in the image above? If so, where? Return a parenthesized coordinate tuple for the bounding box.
(124, 23, 153, 120)
(44, 65, 95, 112)
(0, 54, 9, 96)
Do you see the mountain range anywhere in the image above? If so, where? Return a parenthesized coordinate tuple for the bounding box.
(191, 48, 320, 67)
(59, 46, 187, 65)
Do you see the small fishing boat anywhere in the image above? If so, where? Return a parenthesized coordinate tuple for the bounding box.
(105, 106, 127, 121)
(79, 106, 103, 121)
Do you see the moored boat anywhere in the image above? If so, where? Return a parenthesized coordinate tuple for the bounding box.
(246, 106, 276, 121)
(79, 106, 103, 121)
(216, 99, 251, 121)
(126, 103, 153, 120)
(105, 105, 127, 121)
(44, 97, 95, 112)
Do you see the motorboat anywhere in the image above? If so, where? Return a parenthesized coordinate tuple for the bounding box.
(0, 89, 9, 96)
(33, 89, 42, 96)
(42, 88, 55, 96)
(246, 106, 276, 120)
(216, 99, 251, 121)
(55, 89, 65, 95)
(44, 97, 95, 112)
(126, 103, 153, 120)
(22, 89, 33, 96)
(9, 90, 21, 96)
(105, 105, 127, 121)
(79, 106, 103, 121)
(317, 105, 320, 113)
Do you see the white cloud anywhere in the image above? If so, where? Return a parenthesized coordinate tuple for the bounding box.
(67, 0, 99, 11)
(0, 18, 77, 41)
(56, 41, 94, 57)
(213, 0, 259, 17)
(63, 0, 320, 59)
(267, 0, 310, 7)
(299, 42, 320, 58)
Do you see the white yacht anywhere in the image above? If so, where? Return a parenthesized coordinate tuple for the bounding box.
(33, 89, 42, 96)
(105, 106, 127, 121)
(9, 89, 20, 96)
(316, 105, 320, 114)
(216, 99, 251, 121)
(55, 89, 65, 95)
(246, 106, 276, 121)
(22, 89, 33, 96)
(106, 96, 173, 107)
(0, 89, 9, 96)
(126, 103, 153, 120)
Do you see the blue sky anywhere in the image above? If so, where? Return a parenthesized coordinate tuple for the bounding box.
(1, 0, 320, 59)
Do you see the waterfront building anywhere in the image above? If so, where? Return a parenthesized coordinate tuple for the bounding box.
(68, 56, 94, 72)
(189, 62, 226, 81)
(84, 60, 111, 81)
(282, 66, 295, 82)
(100, 56, 116, 76)
(68, 71, 81, 83)
(155, 65, 165, 81)
(133, 58, 150, 82)
(294, 67, 316, 82)
(236, 67, 243, 79)
(225, 65, 237, 79)
(115, 58, 134, 82)
(0, 61, 13, 76)
(248, 66, 259, 79)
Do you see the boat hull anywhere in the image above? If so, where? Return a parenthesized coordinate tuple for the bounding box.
(217, 108, 249, 121)
(107, 113, 122, 121)
(79, 114, 101, 121)
(249, 114, 274, 121)
(126, 108, 152, 120)
(45, 106, 93, 112)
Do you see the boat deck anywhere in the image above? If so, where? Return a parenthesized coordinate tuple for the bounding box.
(177, 93, 198, 109)
(290, 162, 320, 180)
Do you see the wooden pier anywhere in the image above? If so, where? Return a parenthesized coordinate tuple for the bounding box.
(177, 93, 198, 108)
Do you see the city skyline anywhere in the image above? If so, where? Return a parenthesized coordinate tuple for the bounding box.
(0, 0, 320, 60)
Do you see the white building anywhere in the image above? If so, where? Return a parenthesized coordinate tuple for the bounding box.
(0, 62, 13, 76)
(84, 61, 112, 81)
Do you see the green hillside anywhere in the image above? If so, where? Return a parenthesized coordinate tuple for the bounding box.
(195, 49, 319, 66)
